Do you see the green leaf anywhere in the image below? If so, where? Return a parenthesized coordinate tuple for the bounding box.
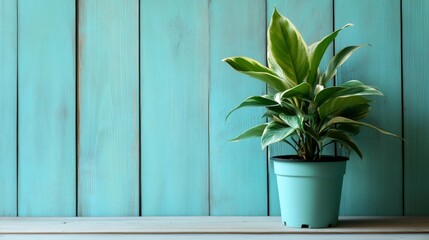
(325, 129, 363, 158)
(314, 84, 324, 96)
(303, 123, 320, 142)
(325, 116, 401, 138)
(337, 80, 383, 96)
(314, 86, 345, 105)
(341, 79, 374, 88)
(318, 95, 371, 119)
(279, 114, 301, 129)
(230, 124, 268, 142)
(268, 8, 310, 84)
(267, 51, 288, 84)
(307, 24, 352, 86)
(223, 56, 286, 91)
(321, 45, 366, 85)
(337, 124, 360, 135)
(261, 121, 295, 149)
(267, 105, 296, 116)
(274, 82, 311, 104)
(262, 110, 276, 119)
(226, 95, 278, 120)
(315, 80, 382, 106)
(339, 103, 371, 120)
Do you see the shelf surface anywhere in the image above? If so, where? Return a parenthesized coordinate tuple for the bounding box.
(0, 216, 427, 240)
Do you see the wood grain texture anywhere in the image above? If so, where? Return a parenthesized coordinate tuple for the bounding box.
(209, 0, 267, 215)
(266, 0, 334, 216)
(140, 0, 209, 215)
(0, 216, 427, 233)
(335, 0, 402, 215)
(403, 0, 429, 215)
(0, 0, 425, 218)
(0, 0, 17, 217)
(78, 0, 139, 216)
(0, 234, 427, 240)
(2, 233, 428, 240)
(18, 0, 76, 216)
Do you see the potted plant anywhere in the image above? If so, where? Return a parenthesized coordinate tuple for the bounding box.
(223, 8, 400, 228)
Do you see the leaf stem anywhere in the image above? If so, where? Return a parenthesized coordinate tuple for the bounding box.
(282, 139, 298, 152)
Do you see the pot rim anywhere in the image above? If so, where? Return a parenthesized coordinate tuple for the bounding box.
(271, 155, 349, 163)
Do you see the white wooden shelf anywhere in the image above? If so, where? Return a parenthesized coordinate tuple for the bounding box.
(0, 216, 427, 239)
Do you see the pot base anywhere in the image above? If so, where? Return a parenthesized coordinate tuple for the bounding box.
(284, 222, 335, 229)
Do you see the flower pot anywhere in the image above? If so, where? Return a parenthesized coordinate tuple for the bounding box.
(272, 155, 348, 228)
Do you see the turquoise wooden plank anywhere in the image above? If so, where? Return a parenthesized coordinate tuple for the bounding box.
(140, 0, 209, 216)
(266, 0, 334, 216)
(78, 0, 139, 216)
(403, 0, 429, 215)
(209, 0, 267, 215)
(0, 0, 17, 216)
(18, 0, 76, 216)
(335, 0, 402, 215)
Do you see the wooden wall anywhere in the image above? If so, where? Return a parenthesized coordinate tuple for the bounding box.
(0, 0, 427, 216)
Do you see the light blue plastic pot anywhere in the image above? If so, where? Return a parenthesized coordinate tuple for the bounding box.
(272, 155, 348, 228)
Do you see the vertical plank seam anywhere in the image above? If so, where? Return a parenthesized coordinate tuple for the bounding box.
(138, 0, 142, 217)
(264, 0, 269, 217)
(16, 0, 19, 217)
(400, 0, 405, 216)
(75, 0, 80, 217)
(207, 0, 212, 216)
